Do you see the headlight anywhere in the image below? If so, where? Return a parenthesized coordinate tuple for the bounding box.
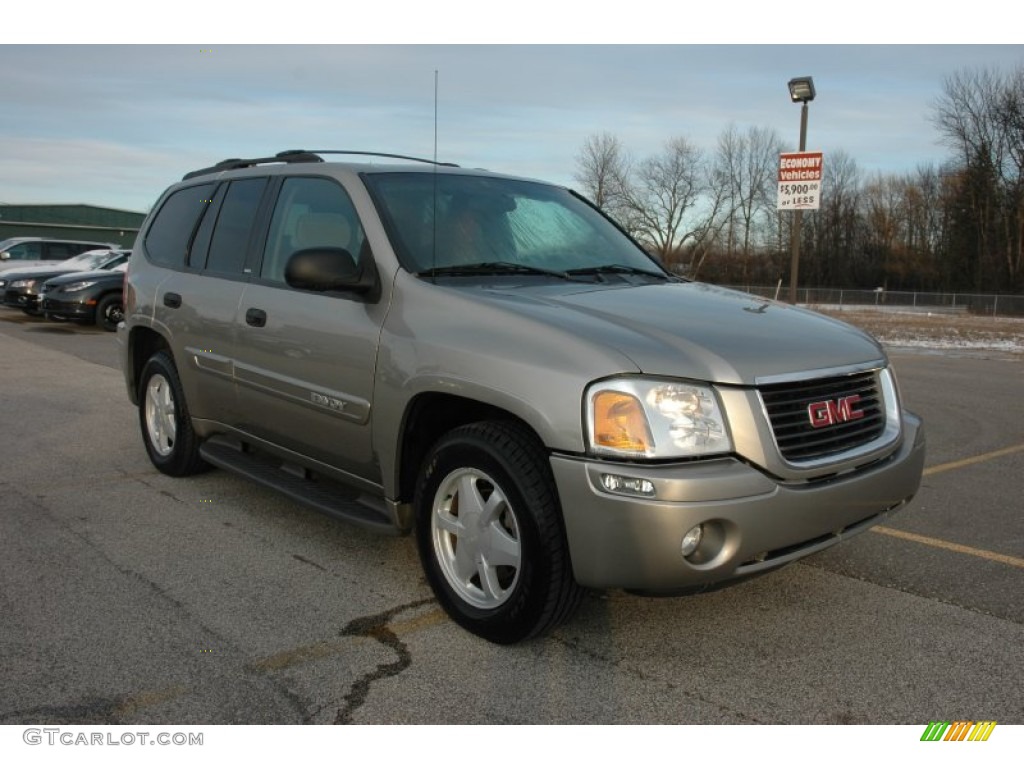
(11, 279, 36, 289)
(59, 280, 98, 292)
(586, 378, 732, 459)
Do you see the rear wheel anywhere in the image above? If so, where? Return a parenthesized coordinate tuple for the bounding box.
(138, 351, 208, 476)
(96, 293, 124, 331)
(414, 421, 583, 644)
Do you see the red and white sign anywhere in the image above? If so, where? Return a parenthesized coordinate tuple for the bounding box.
(777, 151, 823, 210)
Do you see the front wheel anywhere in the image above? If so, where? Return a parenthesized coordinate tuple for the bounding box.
(414, 421, 583, 644)
(137, 350, 208, 476)
(96, 293, 124, 331)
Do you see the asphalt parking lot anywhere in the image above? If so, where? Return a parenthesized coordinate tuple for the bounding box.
(1, 311, 1022, 725)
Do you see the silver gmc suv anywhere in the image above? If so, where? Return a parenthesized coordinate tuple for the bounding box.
(119, 150, 925, 643)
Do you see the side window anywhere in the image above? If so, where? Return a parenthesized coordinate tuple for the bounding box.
(45, 243, 78, 261)
(7, 242, 42, 261)
(144, 183, 216, 268)
(203, 178, 268, 275)
(260, 177, 366, 284)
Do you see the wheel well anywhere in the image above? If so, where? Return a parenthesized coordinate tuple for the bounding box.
(128, 327, 170, 404)
(397, 393, 541, 504)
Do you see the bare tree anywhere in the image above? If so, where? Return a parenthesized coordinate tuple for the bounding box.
(805, 149, 861, 286)
(573, 133, 629, 218)
(933, 69, 1006, 168)
(713, 124, 785, 282)
(620, 137, 706, 258)
(685, 175, 732, 280)
(933, 66, 1024, 289)
(995, 66, 1024, 287)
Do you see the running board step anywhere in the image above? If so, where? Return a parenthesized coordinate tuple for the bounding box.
(199, 439, 397, 535)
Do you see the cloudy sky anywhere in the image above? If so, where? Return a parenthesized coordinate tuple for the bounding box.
(3, 9, 1020, 213)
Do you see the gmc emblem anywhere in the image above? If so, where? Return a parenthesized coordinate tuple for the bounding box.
(807, 394, 865, 428)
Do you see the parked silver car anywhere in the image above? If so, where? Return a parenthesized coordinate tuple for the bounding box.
(0, 237, 119, 273)
(119, 150, 925, 643)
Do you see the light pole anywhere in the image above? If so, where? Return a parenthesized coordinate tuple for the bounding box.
(787, 76, 815, 305)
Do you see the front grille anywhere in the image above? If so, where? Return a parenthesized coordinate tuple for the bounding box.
(759, 370, 886, 463)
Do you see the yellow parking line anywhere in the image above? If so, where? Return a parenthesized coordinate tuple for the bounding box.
(112, 684, 190, 717)
(922, 442, 1024, 476)
(872, 526, 1024, 569)
(868, 442, 1024, 568)
(387, 609, 447, 636)
(252, 640, 349, 671)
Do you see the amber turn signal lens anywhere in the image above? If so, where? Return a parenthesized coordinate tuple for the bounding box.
(591, 391, 653, 454)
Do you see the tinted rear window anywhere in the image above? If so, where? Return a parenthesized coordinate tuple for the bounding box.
(144, 183, 216, 268)
(45, 243, 81, 260)
(204, 178, 268, 275)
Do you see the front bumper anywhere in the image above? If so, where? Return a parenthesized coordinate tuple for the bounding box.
(42, 296, 94, 321)
(3, 289, 40, 311)
(552, 411, 925, 592)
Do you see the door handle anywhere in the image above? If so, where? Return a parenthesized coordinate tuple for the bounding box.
(163, 292, 182, 309)
(245, 308, 267, 327)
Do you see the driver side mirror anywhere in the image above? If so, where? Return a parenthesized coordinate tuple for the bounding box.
(0, 252, 9, 261)
(285, 247, 378, 298)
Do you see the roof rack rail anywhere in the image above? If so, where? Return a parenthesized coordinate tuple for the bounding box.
(305, 150, 459, 168)
(182, 150, 324, 181)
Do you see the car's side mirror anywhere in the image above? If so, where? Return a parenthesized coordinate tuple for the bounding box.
(285, 247, 378, 298)
(0, 251, 9, 261)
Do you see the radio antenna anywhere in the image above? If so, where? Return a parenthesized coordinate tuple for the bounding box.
(433, 69, 439, 166)
(431, 69, 439, 280)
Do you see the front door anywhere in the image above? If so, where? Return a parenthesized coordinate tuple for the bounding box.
(232, 175, 387, 487)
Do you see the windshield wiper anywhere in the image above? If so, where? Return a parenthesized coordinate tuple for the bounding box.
(418, 261, 579, 281)
(566, 264, 670, 281)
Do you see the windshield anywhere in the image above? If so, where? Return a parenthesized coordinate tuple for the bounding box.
(55, 250, 108, 268)
(96, 252, 129, 270)
(363, 172, 664, 276)
(73, 250, 120, 270)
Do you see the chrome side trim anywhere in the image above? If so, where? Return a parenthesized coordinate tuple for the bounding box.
(232, 361, 371, 424)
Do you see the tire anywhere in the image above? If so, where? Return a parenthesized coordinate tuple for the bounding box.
(414, 421, 583, 644)
(96, 293, 124, 332)
(22, 306, 42, 317)
(137, 350, 208, 477)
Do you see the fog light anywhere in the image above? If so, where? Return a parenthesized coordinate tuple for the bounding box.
(681, 524, 704, 557)
(599, 473, 656, 497)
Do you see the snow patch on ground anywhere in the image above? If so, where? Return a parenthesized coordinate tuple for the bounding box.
(882, 337, 1024, 352)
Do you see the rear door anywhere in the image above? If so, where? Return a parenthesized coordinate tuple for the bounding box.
(148, 178, 268, 425)
(233, 175, 386, 485)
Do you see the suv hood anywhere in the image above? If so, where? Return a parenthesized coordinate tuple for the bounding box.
(476, 281, 885, 385)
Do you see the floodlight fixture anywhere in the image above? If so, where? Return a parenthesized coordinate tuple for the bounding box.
(788, 76, 816, 104)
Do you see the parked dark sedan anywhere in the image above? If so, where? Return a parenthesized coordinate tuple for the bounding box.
(1, 250, 129, 316)
(40, 262, 128, 331)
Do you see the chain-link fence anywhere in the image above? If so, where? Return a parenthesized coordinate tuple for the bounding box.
(722, 286, 1024, 318)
